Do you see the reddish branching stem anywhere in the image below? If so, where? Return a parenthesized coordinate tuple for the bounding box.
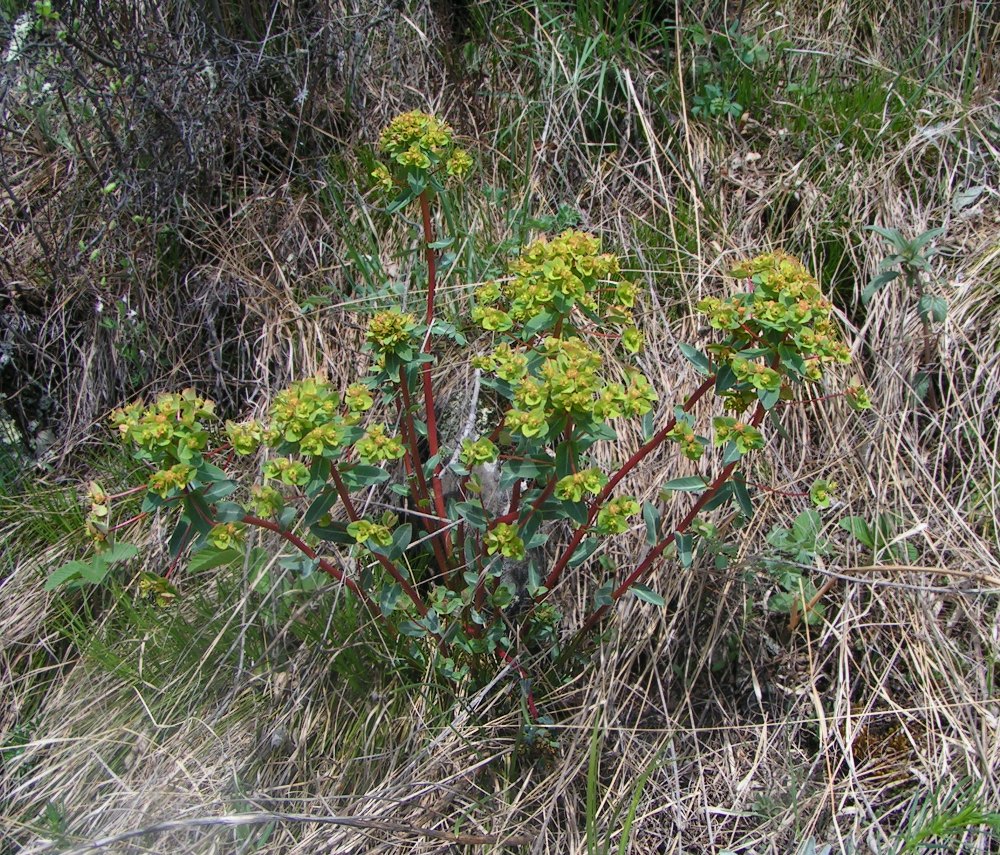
(330, 465, 429, 617)
(575, 399, 767, 636)
(543, 374, 718, 591)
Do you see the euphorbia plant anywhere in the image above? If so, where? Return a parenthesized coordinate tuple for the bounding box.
(51, 111, 869, 694)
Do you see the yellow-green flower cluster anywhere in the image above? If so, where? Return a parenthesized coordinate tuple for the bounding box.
(484, 522, 525, 559)
(344, 383, 374, 413)
(554, 468, 607, 502)
(355, 424, 406, 463)
(500, 338, 657, 437)
(250, 484, 284, 517)
(347, 519, 393, 548)
(845, 382, 872, 411)
(208, 522, 244, 550)
(111, 389, 214, 459)
(697, 251, 850, 378)
(374, 111, 472, 184)
(366, 309, 417, 356)
(459, 437, 498, 467)
(596, 496, 640, 535)
(712, 417, 765, 454)
(148, 463, 195, 498)
(473, 231, 636, 344)
(263, 457, 310, 486)
(268, 376, 346, 457)
(666, 421, 706, 461)
(809, 478, 838, 509)
(226, 419, 263, 455)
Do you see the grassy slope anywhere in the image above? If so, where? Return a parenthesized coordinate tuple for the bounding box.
(2, 0, 999, 852)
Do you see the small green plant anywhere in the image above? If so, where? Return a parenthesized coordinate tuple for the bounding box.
(688, 21, 771, 121)
(864, 225, 947, 403)
(839, 512, 920, 564)
(762, 508, 831, 628)
(895, 779, 1000, 853)
(50, 112, 866, 705)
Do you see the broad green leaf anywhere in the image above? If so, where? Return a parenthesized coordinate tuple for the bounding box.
(630, 583, 665, 607)
(303, 490, 337, 527)
(594, 581, 614, 608)
(679, 343, 711, 375)
(568, 537, 599, 567)
(661, 476, 708, 493)
(715, 364, 737, 394)
(380, 583, 402, 616)
(918, 294, 947, 323)
(861, 270, 899, 304)
(732, 475, 753, 518)
(202, 479, 238, 502)
(190, 546, 243, 572)
(214, 501, 246, 523)
(642, 501, 660, 545)
(101, 541, 139, 564)
(838, 515, 874, 548)
(758, 387, 780, 411)
(78, 555, 111, 584)
(454, 501, 489, 530)
(675, 532, 693, 568)
(45, 560, 91, 590)
(340, 465, 390, 489)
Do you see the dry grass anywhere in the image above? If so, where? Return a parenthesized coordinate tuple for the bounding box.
(2, 0, 999, 852)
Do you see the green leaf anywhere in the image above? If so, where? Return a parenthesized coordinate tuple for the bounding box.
(721, 441, 744, 464)
(45, 560, 92, 590)
(715, 364, 737, 393)
(387, 524, 412, 560)
(202, 479, 238, 502)
(303, 490, 337, 527)
(454, 501, 489, 530)
(679, 343, 711, 375)
(101, 541, 139, 564)
(641, 410, 655, 442)
(554, 440, 577, 479)
(522, 310, 556, 340)
(568, 537, 599, 567)
(594, 581, 614, 608)
(189, 547, 243, 572)
(732, 475, 753, 518)
(642, 501, 660, 545)
(340, 465, 390, 489)
(78, 555, 111, 584)
(661, 476, 708, 493)
(168, 517, 193, 557)
(277, 554, 319, 575)
(838, 515, 874, 548)
(861, 270, 899, 304)
(675, 532, 693, 568)
(309, 518, 354, 544)
(183, 492, 215, 536)
(758, 387, 780, 411)
(792, 509, 822, 545)
(197, 461, 230, 483)
(379, 583, 402, 616)
(214, 501, 246, 523)
(561, 500, 589, 527)
(918, 294, 948, 323)
(629, 583, 665, 607)
(427, 237, 454, 249)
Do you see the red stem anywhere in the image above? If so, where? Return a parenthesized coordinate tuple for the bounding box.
(575, 400, 767, 635)
(496, 648, 539, 721)
(241, 513, 378, 613)
(417, 189, 450, 551)
(330, 465, 429, 617)
(542, 374, 718, 591)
